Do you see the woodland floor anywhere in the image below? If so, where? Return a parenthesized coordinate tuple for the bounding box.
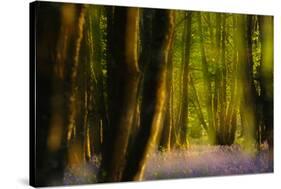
(63, 145, 273, 185)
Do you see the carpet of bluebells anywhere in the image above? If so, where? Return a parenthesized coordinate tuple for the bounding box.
(63, 145, 273, 185)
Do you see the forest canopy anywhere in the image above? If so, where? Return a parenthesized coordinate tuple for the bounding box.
(31, 1, 273, 187)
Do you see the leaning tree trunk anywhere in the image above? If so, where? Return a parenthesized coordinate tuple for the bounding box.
(123, 10, 175, 181)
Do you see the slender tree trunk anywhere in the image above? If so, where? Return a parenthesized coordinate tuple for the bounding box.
(197, 13, 216, 144)
(159, 39, 174, 151)
(237, 15, 257, 149)
(219, 15, 227, 144)
(224, 15, 239, 145)
(213, 13, 221, 142)
(178, 12, 192, 147)
(190, 74, 209, 132)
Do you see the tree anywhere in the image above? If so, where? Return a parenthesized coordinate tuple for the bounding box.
(99, 7, 141, 182)
(177, 12, 192, 147)
(237, 15, 258, 149)
(197, 12, 216, 144)
(258, 16, 273, 150)
(123, 9, 175, 181)
(33, 3, 86, 186)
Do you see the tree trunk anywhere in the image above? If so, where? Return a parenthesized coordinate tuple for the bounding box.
(178, 12, 192, 147)
(66, 5, 86, 169)
(159, 31, 175, 151)
(224, 15, 239, 145)
(258, 16, 273, 150)
(190, 74, 209, 132)
(99, 7, 141, 182)
(123, 10, 175, 181)
(197, 13, 216, 144)
(34, 3, 84, 185)
(237, 15, 257, 149)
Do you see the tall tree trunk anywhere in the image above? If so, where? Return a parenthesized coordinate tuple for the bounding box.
(237, 15, 257, 149)
(219, 14, 227, 144)
(86, 6, 108, 156)
(66, 5, 86, 168)
(178, 12, 192, 147)
(123, 10, 175, 181)
(224, 15, 239, 145)
(34, 3, 85, 185)
(258, 16, 273, 150)
(99, 7, 140, 182)
(197, 13, 216, 144)
(33, 2, 68, 185)
(159, 39, 174, 151)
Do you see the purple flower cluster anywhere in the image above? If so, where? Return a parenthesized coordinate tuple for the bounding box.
(144, 145, 273, 180)
(63, 145, 273, 185)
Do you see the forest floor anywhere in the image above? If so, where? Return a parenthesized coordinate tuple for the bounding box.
(63, 145, 273, 185)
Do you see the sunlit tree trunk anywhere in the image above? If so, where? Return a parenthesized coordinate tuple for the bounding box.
(159, 34, 175, 151)
(123, 10, 175, 181)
